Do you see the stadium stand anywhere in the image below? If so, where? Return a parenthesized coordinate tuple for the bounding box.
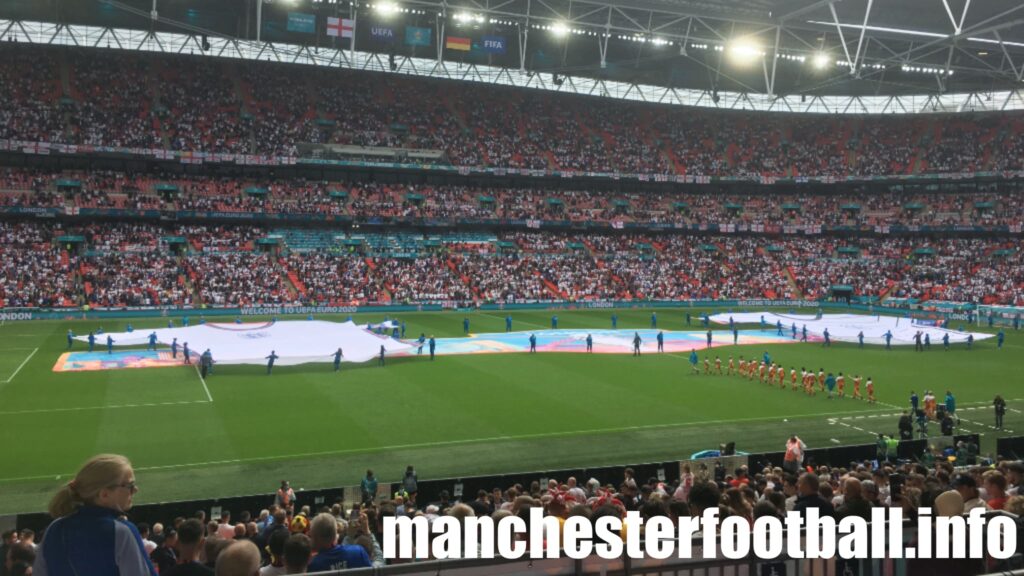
(4, 45, 1024, 176)
(4, 37, 1024, 576)
(3, 220, 1023, 307)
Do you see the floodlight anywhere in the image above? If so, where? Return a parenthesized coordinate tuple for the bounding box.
(375, 2, 399, 15)
(726, 40, 764, 65)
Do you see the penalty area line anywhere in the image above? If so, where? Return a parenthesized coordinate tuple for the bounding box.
(0, 399, 211, 416)
(2, 348, 38, 385)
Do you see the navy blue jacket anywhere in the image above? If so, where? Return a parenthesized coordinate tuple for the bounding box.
(34, 505, 157, 576)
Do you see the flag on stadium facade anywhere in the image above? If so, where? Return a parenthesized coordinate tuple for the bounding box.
(446, 36, 471, 51)
(480, 35, 506, 54)
(286, 12, 316, 34)
(405, 26, 431, 46)
(326, 17, 354, 38)
(370, 26, 396, 43)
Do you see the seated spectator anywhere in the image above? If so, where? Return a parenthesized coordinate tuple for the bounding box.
(34, 454, 156, 576)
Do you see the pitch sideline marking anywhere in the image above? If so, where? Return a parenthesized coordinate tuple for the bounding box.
(2, 348, 38, 384)
(0, 405, 895, 482)
(194, 364, 214, 402)
(0, 400, 212, 416)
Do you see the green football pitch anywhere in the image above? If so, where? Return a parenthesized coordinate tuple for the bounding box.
(0, 308, 1020, 515)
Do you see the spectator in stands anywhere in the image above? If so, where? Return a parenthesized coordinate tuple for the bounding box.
(792, 472, 835, 517)
(151, 529, 179, 573)
(283, 534, 312, 574)
(259, 528, 290, 576)
(205, 538, 232, 571)
(217, 512, 235, 540)
(214, 540, 261, 576)
(0, 530, 17, 576)
(137, 522, 157, 555)
(306, 513, 371, 572)
(4, 543, 34, 576)
(34, 453, 156, 576)
(983, 470, 1009, 510)
(162, 519, 212, 576)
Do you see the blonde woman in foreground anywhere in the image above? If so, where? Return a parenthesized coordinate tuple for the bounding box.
(34, 453, 157, 576)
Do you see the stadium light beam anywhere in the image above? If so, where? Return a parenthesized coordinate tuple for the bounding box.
(812, 52, 831, 70)
(726, 40, 765, 66)
(550, 22, 569, 37)
(453, 12, 484, 24)
(375, 1, 400, 16)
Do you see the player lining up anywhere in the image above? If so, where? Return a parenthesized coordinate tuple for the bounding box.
(693, 354, 878, 404)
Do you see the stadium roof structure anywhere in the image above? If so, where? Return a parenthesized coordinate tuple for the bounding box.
(3, 0, 1024, 113)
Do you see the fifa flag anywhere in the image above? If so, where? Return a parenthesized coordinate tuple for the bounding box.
(446, 36, 471, 51)
(405, 26, 431, 46)
(326, 17, 354, 38)
(481, 35, 506, 54)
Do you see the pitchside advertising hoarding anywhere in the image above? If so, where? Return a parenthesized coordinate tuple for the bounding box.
(240, 306, 359, 316)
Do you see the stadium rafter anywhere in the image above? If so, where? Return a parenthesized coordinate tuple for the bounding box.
(382, 0, 1024, 93)
(3, 0, 1024, 114)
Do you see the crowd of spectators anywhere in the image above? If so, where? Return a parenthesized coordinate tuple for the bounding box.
(2, 220, 1022, 307)
(7, 45, 1024, 177)
(0, 221, 80, 307)
(188, 253, 293, 307)
(285, 251, 380, 306)
(2, 168, 1023, 231)
(23, 452, 1024, 574)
